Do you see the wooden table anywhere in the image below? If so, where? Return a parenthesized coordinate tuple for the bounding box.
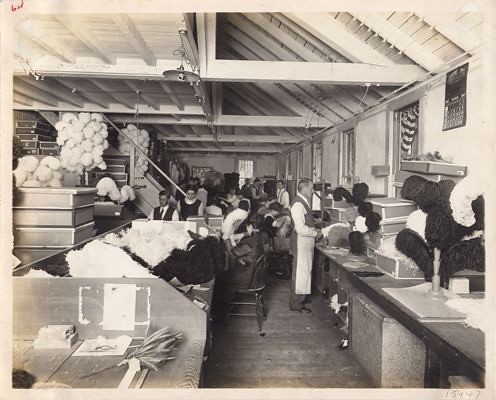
(315, 243, 485, 387)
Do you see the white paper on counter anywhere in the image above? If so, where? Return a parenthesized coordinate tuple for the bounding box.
(102, 283, 136, 331)
(72, 335, 132, 357)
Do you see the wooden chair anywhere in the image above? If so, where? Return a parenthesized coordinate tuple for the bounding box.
(227, 253, 269, 335)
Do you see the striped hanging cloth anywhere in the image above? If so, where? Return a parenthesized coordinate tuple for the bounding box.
(400, 104, 419, 154)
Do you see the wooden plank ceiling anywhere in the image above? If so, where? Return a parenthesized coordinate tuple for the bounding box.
(13, 10, 482, 155)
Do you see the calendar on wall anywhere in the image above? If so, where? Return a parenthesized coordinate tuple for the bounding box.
(443, 63, 469, 131)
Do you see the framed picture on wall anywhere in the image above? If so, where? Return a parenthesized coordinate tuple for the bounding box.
(191, 166, 213, 180)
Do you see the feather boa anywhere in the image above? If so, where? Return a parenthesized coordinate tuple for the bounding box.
(449, 176, 484, 227)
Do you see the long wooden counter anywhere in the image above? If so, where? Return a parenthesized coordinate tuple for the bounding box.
(315, 243, 485, 388)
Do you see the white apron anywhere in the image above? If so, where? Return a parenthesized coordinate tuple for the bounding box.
(295, 234, 315, 294)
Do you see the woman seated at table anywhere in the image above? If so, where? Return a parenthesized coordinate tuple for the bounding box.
(177, 184, 205, 220)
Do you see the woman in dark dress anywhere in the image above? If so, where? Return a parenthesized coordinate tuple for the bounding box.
(177, 184, 205, 220)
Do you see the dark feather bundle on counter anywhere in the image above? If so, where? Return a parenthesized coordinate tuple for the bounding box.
(401, 175, 427, 202)
(395, 229, 433, 279)
(152, 236, 226, 285)
(351, 183, 369, 205)
(440, 237, 485, 282)
(415, 181, 443, 213)
(358, 201, 373, 217)
(365, 212, 382, 233)
(348, 231, 366, 255)
(333, 187, 353, 203)
(425, 207, 461, 251)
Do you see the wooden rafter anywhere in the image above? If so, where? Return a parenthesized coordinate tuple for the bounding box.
(124, 80, 160, 110)
(16, 77, 85, 107)
(158, 82, 184, 111)
(225, 14, 295, 61)
(350, 12, 444, 71)
(14, 92, 33, 106)
(111, 14, 156, 66)
(55, 78, 109, 109)
(55, 16, 116, 64)
(156, 134, 300, 144)
(13, 80, 60, 107)
(240, 83, 296, 116)
(16, 21, 75, 63)
(88, 79, 135, 109)
(414, 13, 481, 53)
(243, 13, 324, 62)
(285, 13, 393, 66)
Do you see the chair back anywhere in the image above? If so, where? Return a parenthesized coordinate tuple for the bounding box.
(249, 254, 269, 291)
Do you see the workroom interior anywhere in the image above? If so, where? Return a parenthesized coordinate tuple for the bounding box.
(1, 3, 494, 397)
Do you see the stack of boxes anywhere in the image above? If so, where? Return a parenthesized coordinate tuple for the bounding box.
(13, 187, 97, 265)
(368, 198, 419, 279)
(16, 120, 59, 156)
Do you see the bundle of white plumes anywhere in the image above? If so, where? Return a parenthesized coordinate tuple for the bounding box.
(13, 155, 63, 188)
(96, 177, 136, 203)
(117, 124, 150, 174)
(103, 223, 193, 267)
(56, 112, 109, 175)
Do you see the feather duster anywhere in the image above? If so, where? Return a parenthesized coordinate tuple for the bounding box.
(351, 183, 369, 205)
(449, 177, 484, 228)
(440, 237, 485, 281)
(333, 187, 353, 203)
(18, 156, 39, 173)
(358, 201, 373, 217)
(365, 212, 382, 233)
(395, 229, 433, 278)
(348, 231, 366, 255)
(120, 185, 136, 202)
(401, 175, 427, 201)
(415, 181, 443, 213)
(438, 179, 456, 201)
(425, 207, 461, 250)
(325, 223, 352, 248)
(96, 177, 121, 201)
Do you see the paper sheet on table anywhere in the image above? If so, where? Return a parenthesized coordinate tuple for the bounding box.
(72, 335, 132, 357)
(383, 282, 466, 320)
(323, 247, 349, 256)
(102, 283, 136, 331)
(342, 261, 370, 269)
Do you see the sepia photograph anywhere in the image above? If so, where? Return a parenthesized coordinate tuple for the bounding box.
(0, 0, 494, 399)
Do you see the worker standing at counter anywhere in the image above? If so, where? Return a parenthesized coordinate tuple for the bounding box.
(289, 179, 321, 313)
(148, 189, 179, 221)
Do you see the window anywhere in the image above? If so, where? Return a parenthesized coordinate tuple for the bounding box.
(313, 142, 322, 181)
(238, 159, 254, 186)
(396, 102, 420, 160)
(341, 129, 355, 186)
(298, 149, 303, 178)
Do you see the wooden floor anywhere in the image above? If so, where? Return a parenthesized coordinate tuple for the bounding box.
(203, 276, 374, 388)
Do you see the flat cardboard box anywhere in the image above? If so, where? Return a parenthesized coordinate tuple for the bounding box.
(394, 170, 464, 186)
(375, 253, 424, 279)
(13, 204, 94, 227)
(14, 221, 95, 246)
(400, 160, 467, 177)
(369, 197, 418, 220)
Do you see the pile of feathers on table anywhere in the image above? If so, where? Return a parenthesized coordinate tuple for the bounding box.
(26, 222, 227, 285)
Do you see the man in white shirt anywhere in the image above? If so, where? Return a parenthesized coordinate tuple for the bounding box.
(276, 179, 290, 209)
(289, 179, 321, 312)
(148, 189, 179, 221)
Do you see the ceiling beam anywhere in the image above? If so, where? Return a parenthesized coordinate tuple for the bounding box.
(240, 83, 296, 116)
(110, 114, 327, 128)
(203, 59, 424, 85)
(88, 79, 135, 109)
(111, 14, 156, 66)
(285, 13, 393, 66)
(158, 82, 184, 111)
(179, 13, 200, 70)
(156, 134, 300, 144)
(168, 145, 285, 154)
(124, 80, 160, 110)
(16, 77, 85, 107)
(243, 13, 324, 62)
(351, 12, 444, 71)
(16, 21, 76, 63)
(13, 80, 60, 107)
(196, 13, 216, 74)
(415, 13, 482, 53)
(55, 16, 115, 64)
(14, 59, 193, 80)
(190, 125, 204, 137)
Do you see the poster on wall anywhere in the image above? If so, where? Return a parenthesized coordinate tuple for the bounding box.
(442, 62, 469, 131)
(191, 166, 213, 180)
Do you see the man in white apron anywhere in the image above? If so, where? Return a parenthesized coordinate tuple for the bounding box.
(289, 179, 321, 312)
(276, 179, 290, 209)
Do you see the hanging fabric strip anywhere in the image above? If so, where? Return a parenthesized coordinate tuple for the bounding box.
(400, 104, 419, 153)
